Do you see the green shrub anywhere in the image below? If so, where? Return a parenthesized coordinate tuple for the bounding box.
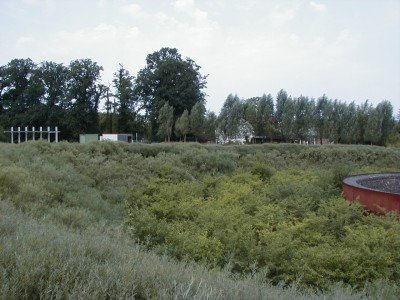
(0, 141, 399, 296)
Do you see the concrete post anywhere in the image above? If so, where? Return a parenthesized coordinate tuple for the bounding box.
(11, 127, 14, 144)
(18, 127, 21, 144)
(32, 127, 35, 141)
(55, 126, 58, 143)
(25, 126, 28, 142)
(40, 126, 43, 140)
(47, 126, 51, 142)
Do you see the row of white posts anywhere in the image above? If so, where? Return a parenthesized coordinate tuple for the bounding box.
(4, 126, 60, 144)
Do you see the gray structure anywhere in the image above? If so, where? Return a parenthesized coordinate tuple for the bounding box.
(79, 134, 99, 143)
(3, 126, 60, 143)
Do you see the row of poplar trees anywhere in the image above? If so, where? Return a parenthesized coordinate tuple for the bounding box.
(218, 92, 397, 146)
(0, 47, 398, 145)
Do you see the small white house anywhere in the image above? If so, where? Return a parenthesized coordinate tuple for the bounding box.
(100, 134, 133, 143)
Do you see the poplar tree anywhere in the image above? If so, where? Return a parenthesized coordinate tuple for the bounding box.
(204, 111, 217, 143)
(218, 94, 245, 140)
(157, 101, 174, 142)
(190, 102, 206, 141)
(314, 95, 331, 144)
(175, 109, 190, 142)
(275, 89, 288, 137)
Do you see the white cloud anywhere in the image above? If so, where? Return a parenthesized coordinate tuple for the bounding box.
(173, 0, 195, 12)
(22, 0, 53, 7)
(120, 3, 143, 17)
(310, 1, 327, 13)
(97, 0, 108, 8)
(47, 24, 140, 59)
(171, 0, 218, 30)
(269, 5, 296, 26)
(16, 36, 35, 45)
(23, 0, 44, 5)
(234, 1, 257, 11)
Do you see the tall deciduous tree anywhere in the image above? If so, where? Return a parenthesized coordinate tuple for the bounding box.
(66, 59, 104, 140)
(101, 85, 115, 133)
(38, 61, 69, 137)
(113, 64, 136, 133)
(157, 101, 174, 142)
(0, 58, 44, 128)
(134, 47, 207, 139)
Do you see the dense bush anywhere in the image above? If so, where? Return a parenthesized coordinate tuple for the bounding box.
(0, 141, 399, 297)
(126, 172, 400, 289)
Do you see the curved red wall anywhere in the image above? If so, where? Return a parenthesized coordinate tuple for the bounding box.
(343, 182, 400, 214)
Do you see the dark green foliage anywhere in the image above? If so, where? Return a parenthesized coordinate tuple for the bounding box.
(0, 58, 45, 128)
(66, 59, 104, 140)
(134, 47, 207, 139)
(0, 58, 105, 141)
(0, 123, 5, 142)
(113, 64, 137, 134)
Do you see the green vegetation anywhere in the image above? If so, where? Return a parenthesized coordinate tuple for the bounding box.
(0, 142, 399, 298)
(1, 51, 396, 145)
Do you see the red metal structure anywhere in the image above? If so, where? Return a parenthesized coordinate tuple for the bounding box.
(343, 173, 400, 215)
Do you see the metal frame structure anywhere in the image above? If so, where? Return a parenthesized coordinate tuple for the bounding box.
(3, 126, 60, 143)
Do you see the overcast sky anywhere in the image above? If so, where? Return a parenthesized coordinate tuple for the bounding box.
(1, 0, 399, 115)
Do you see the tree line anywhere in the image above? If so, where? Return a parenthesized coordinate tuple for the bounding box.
(218, 92, 397, 146)
(0, 47, 398, 145)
